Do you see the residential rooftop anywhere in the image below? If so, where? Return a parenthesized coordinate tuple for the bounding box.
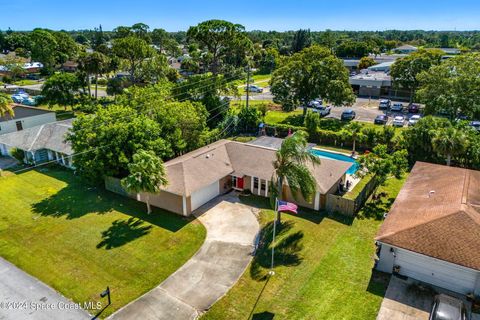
(376, 161, 480, 271)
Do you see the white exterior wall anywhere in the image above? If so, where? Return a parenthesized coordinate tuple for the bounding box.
(190, 180, 220, 211)
(0, 112, 56, 135)
(376, 242, 480, 295)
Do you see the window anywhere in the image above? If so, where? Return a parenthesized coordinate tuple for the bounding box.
(253, 177, 259, 189)
(232, 176, 237, 186)
(16, 121, 23, 131)
(260, 180, 266, 191)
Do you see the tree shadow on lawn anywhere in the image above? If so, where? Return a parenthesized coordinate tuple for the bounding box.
(30, 167, 192, 233)
(357, 194, 396, 221)
(250, 220, 304, 281)
(96, 217, 152, 249)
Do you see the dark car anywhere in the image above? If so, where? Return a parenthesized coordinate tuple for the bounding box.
(408, 104, 420, 113)
(341, 109, 356, 121)
(429, 294, 467, 320)
(374, 114, 388, 125)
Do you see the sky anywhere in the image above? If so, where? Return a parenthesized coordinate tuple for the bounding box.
(2, 0, 480, 31)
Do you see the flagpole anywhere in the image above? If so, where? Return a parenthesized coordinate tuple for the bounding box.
(269, 197, 278, 276)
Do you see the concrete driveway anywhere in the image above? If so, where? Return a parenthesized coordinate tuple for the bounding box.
(0, 257, 90, 320)
(109, 193, 260, 320)
(377, 276, 478, 320)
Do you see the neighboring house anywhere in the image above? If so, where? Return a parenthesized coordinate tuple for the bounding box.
(375, 162, 480, 296)
(394, 44, 418, 54)
(0, 119, 74, 168)
(62, 61, 79, 72)
(367, 61, 394, 73)
(0, 105, 56, 135)
(106, 139, 351, 216)
(0, 62, 43, 76)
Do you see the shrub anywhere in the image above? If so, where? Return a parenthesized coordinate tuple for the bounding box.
(10, 148, 25, 163)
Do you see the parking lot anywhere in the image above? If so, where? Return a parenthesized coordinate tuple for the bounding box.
(321, 98, 423, 127)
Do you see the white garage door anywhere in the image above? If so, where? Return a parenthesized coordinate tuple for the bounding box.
(395, 248, 478, 294)
(190, 180, 220, 211)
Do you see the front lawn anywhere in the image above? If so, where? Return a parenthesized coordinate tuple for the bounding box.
(202, 176, 407, 320)
(0, 167, 206, 318)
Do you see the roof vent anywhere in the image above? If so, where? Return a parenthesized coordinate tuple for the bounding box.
(429, 190, 435, 198)
(206, 154, 210, 159)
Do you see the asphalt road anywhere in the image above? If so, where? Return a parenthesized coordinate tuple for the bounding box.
(0, 257, 90, 320)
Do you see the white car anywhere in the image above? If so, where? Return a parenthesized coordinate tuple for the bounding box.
(393, 116, 405, 127)
(408, 115, 422, 126)
(246, 85, 263, 93)
(313, 105, 332, 117)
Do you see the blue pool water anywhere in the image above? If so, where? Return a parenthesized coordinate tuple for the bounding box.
(310, 149, 359, 175)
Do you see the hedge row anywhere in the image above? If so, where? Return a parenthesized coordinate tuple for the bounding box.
(264, 122, 386, 151)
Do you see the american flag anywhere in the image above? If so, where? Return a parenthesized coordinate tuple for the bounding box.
(277, 200, 298, 214)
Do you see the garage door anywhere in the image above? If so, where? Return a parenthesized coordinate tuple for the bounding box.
(190, 180, 220, 211)
(395, 248, 478, 294)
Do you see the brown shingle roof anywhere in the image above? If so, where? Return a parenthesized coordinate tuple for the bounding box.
(376, 161, 480, 270)
(162, 139, 351, 196)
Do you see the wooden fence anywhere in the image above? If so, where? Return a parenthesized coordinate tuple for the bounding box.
(325, 176, 378, 217)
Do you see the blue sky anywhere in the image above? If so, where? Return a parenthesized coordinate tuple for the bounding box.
(2, 0, 480, 31)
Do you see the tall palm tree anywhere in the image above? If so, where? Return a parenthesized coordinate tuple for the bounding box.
(272, 131, 320, 224)
(345, 122, 363, 153)
(0, 93, 14, 119)
(121, 150, 168, 214)
(432, 127, 468, 166)
(79, 52, 109, 99)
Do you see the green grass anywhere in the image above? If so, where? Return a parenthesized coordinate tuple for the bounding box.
(202, 176, 407, 320)
(13, 79, 40, 86)
(0, 167, 206, 318)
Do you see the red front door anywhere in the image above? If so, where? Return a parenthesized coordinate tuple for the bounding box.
(236, 177, 244, 189)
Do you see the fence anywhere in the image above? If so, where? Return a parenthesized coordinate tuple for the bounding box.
(325, 176, 378, 217)
(104, 176, 136, 199)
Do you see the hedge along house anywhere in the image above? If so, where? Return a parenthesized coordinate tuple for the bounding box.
(375, 162, 480, 296)
(0, 119, 74, 168)
(106, 139, 351, 216)
(0, 105, 56, 135)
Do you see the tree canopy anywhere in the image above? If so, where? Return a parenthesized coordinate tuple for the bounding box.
(417, 53, 480, 119)
(270, 45, 355, 114)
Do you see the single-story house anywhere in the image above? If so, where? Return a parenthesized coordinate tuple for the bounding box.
(62, 61, 79, 72)
(375, 162, 480, 296)
(107, 139, 351, 216)
(0, 105, 56, 135)
(0, 119, 74, 168)
(394, 44, 418, 54)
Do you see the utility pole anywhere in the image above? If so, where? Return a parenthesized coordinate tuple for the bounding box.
(246, 64, 250, 109)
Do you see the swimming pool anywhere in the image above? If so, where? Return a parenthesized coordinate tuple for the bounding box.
(310, 149, 359, 175)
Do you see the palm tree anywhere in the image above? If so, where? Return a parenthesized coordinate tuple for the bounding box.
(344, 122, 363, 153)
(432, 127, 468, 166)
(272, 131, 320, 224)
(79, 52, 109, 99)
(121, 150, 168, 214)
(0, 93, 14, 119)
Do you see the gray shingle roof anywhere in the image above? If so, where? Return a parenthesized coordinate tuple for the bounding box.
(0, 119, 73, 155)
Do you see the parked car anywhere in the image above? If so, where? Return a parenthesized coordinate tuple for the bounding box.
(391, 103, 404, 112)
(470, 121, 480, 132)
(246, 85, 263, 93)
(408, 104, 420, 113)
(313, 105, 332, 117)
(374, 114, 389, 125)
(308, 98, 323, 107)
(341, 109, 356, 121)
(393, 115, 405, 127)
(408, 115, 422, 126)
(379, 99, 391, 110)
(429, 294, 467, 320)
